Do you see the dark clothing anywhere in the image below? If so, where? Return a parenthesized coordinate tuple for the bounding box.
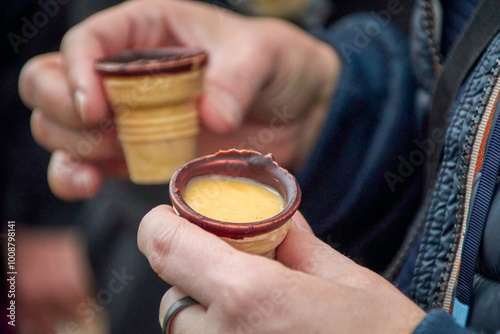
(302, 14, 422, 272)
(441, 0, 480, 55)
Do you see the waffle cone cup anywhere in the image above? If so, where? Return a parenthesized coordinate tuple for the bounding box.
(220, 220, 291, 258)
(170, 150, 301, 259)
(95, 47, 208, 184)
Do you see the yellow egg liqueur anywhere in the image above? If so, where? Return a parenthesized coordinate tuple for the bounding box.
(183, 175, 284, 223)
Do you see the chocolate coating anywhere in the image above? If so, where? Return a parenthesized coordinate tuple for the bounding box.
(169, 150, 301, 239)
(94, 47, 208, 76)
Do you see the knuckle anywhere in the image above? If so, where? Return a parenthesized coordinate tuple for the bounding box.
(218, 278, 261, 318)
(149, 231, 177, 275)
(144, 208, 183, 276)
(60, 26, 81, 54)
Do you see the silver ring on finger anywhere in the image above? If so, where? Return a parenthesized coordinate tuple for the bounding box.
(162, 296, 199, 334)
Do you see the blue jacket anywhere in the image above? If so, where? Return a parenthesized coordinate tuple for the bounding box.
(299, 0, 500, 332)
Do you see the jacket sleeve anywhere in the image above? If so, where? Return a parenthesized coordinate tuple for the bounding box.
(414, 310, 474, 334)
(297, 13, 423, 272)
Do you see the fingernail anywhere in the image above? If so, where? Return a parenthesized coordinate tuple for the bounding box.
(209, 87, 241, 129)
(74, 90, 87, 123)
(72, 170, 92, 191)
(293, 211, 313, 233)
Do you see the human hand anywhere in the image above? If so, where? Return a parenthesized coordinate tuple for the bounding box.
(15, 227, 96, 333)
(138, 206, 425, 333)
(19, 0, 340, 200)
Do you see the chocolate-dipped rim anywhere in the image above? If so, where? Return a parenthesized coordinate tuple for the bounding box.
(94, 47, 208, 76)
(169, 149, 301, 239)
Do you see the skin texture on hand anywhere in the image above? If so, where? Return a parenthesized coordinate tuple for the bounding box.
(19, 0, 340, 201)
(138, 207, 426, 334)
(15, 227, 95, 334)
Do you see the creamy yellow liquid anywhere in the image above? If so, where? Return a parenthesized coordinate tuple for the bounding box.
(183, 175, 284, 223)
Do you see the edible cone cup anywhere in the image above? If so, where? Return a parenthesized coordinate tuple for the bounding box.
(95, 47, 208, 184)
(220, 220, 291, 258)
(170, 150, 301, 259)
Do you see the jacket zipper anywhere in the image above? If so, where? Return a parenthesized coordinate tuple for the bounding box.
(441, 60, 500, 311)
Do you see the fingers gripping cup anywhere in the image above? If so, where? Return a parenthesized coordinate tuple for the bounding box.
(169, 150, 301, 258)
(95, 47, 208, 184)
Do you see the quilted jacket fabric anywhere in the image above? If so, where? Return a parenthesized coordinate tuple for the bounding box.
(410, 1, 500, 332)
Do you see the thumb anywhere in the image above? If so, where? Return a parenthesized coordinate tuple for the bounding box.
(276, 212, 360, 282)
